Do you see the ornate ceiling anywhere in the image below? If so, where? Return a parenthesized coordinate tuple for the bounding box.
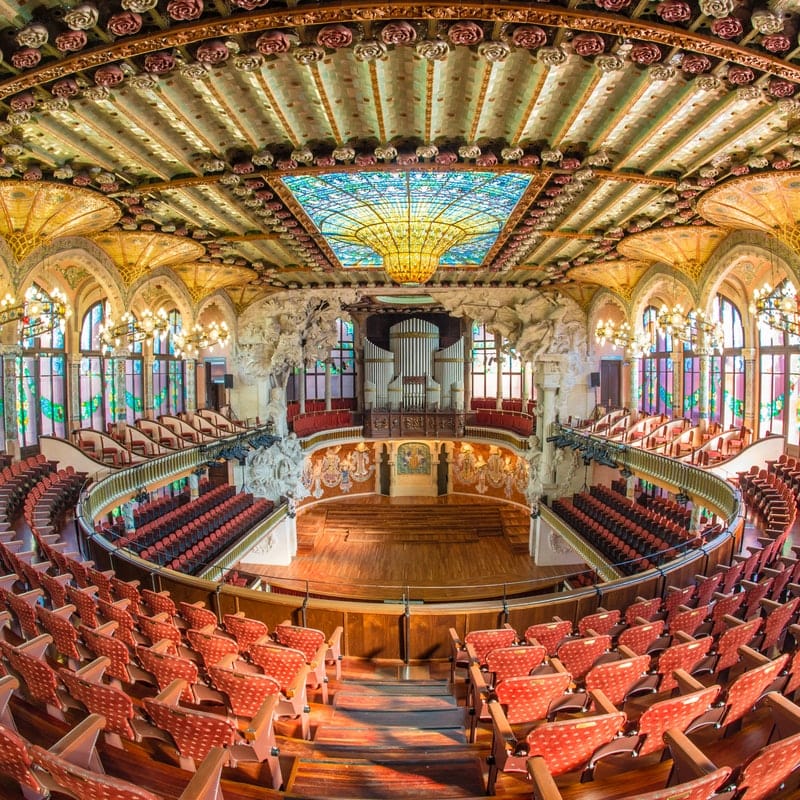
(2, 0, 800, 311)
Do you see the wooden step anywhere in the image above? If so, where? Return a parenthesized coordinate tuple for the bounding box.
(332, 680, 452, 697)
(313, 724, 468, 751)
(286, 756, 486, 799)
(333, 693, 457, 712)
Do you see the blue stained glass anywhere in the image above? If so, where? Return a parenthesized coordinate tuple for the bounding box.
(282, 171, 532, 268)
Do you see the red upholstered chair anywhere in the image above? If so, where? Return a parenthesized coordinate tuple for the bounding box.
(143, 679, 282, 787)
(485, 644, 546, 685)
(97, 598, 141, 648)
(274, 623, 331, 703)
(141, 588, 177, 618)
(65, 584, 100, 629)
(178, 600, 217, 631)
(754, 596, 800, 654)
(3, 586, 42, 640)
(460, 627, 518, 667)
(110, 576, 143, 615)
(137, 613, 183, 650)
(38, 571, 72, 609)
(577, 608, 622, 638)
(79, 621, 151, 686)
(487, 689, 626, 794)
(0, 719, 48, 799)
(249, 639, 309, 709)
(617, 619, 665, 656)
(553, 634, 612, 683)
(223, 612, 269, 655)
(2, 635, 69, 718)
(669, 604, 709, 639)
(186, 624, 239, 672)
(650, 634, 714, 694)
(524, 620, 573, 656)
(35, 604, 85, 666)
(209, 652, 310, 739)
(700, 615, 762, 678)
(624, 597, 662, 625)
(529, 754, 730, 800)
(29, 713, 231, 800)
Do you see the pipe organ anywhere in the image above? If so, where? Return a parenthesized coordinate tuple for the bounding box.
(363, 318, 464, 410)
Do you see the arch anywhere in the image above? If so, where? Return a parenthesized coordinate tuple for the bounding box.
(630, 266, 697, 325)
(128, 269, 195, 326)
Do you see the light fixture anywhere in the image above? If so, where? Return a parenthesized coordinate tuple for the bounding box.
(656, 304, 723, 352)
(594, 319, 653, 357)
(750, 280, 800, 337)
(0, 285, 71, 340)
(173, 320, 230, 359)
(98, 308, 169, 354)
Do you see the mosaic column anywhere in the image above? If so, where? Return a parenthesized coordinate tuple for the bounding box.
(671, 346, 684, 421)
(324, 360, 332, 411)
(144, 356, 154, 419)
(463, 319, 473, 412)
(2, 347, 20, 458)
(188, 470, 199, 501)
(627, 354, 641, 419)
(184, 358, 196, 413)
(536, 357, 562, 484)
(495, 332, 503, 410)
(697, 344, 711, 431)
(67, 352, 81, 434)
(113, 356, 127, 425)
(741, 347, 756, 435)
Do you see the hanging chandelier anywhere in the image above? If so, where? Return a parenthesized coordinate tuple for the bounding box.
(750, 281, 800, 337)
(173, 320, 230, 359)
(98, 308, 169, 354)
(0, 285, 71, 340)
(594, 319, 653, 357)
(656, 304, 723, 352)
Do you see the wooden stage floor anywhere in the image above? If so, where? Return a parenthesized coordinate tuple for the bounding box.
(239, 495, 578, 602)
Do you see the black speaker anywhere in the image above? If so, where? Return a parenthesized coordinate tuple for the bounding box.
(590, 372, 601, 388)
(223, 374, 234, 389)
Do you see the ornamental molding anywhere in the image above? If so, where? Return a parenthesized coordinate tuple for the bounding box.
(3, 3, 800, 98)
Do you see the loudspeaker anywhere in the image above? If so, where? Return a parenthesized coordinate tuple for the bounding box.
(223, 373, 234, 389)
(590, 372, 601, 388)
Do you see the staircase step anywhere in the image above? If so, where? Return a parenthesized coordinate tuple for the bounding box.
(334, 692, 457, 711)
(286, 756, 485, 798)
(333, 680, 452, 696)
(314, 724, 467, 751)
(331, 706, 466, 729)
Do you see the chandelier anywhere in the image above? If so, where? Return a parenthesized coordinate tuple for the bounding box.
(656, 304, 723, 352)
(173, 320, 230, 359)
(0, 285, 71, 340)
(594, 319, 653, 357)
(750, 281, 800, 337)
(98, 308, 169, 354)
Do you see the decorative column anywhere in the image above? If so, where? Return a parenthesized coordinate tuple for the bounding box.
(697, 343, 711, 432)
(463, 318, 473, 412)
(521, 362, 530, 405)
(741, 347, 756, 434)
(536, 356, 563, 484)
(297, 366, 306, 414)
(627, 354, 641, 420)
(670, 345, 684, 421)
(68, 352, 81, 433)
(188, 470, 200, 501)
(494, 332, 503, 410)
(144, 356, 155, 419)
(113, 356, 127, 426)
(2, 347, 20, 458)
(184, 358, 196, 413)
(324, 360, 332, 411)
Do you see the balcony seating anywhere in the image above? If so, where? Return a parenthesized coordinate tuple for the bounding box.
(223, 611, 269, 654)
(186, 625, 239, 672)
(552, 635, 612, 683)
(0, 718, 48, 800)
(35, 604, 85, 666)
(617, 619, 666, 656)
(524, 620, 573, 656)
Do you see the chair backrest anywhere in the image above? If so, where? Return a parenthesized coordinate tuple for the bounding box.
(720, 655, 788, 729)
(524, 709, 626, 776)
(186, 627, 238, 670)
(761, 597, 800, 651)
(79, 625, 132, 683)
(494, 672, 572, 725)
(738, 730, 800, 800)
(144, 690, 237, 763)
(585, 654, 650, 706)
(657, 637, 713, 693)
(36, 605, 81, 661)
(617, 620, 664, 656)
(138, 615, 182, 649)
(485, 645, 545, 684)
(134, 643, 198, 704)
(249, 641, 305, 693)
(669, 605, 709, 638)
(714, 617, 762, 675)
(525, 620, 573, 656)
(59, 667, 136, 740)
(30, 744, 162, 800)
(65, 584, 99, 629)
(0, 721, 42, 793)
(208, 663, 280, 718)
(5, 643, 62, 709)
(556, 635, 612, 681)
(578, 609, 621, 637)
(178, 602, 217, 630)
(223, 613, 268, 653)
(637, 685, 720, 757)
(4, 590, 39, 639)
(142, 589, 176, 618)
(624, 597, 661, 626)
(97, 599, 138, 648)
(274, 624, 327, 662)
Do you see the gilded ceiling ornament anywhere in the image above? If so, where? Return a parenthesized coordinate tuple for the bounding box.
(458, 144, 481, 159)
(62, 265, 89, 289)
(53, 165, 73, 179)
(220, 173, 241, 185)
(16, 24, 48, 49)
(2, 144, 23, 158)
(751, 9, 784, 34)
(179, 63, 208, 81)
(332, 146, 355, 162)
(374, 145, 398, 160)
(293, 44, 325, 64)
(0, 166, 13, 178)
(479, 40, 511, 61)
(291, 148, 314, 164)
(40, 98, 70, 112)
(648, 64, 676, 81)
(64, 4, 99, 30)
(128, 74, 159, 90)
(540, 148, 562, 163)
(252, 150, 274, 167)
(737, 85, 764, 101)
(6, 112, 30, 127)
(696, 75, 723, 91)
(415, 39, 450, 61)
(122, 0, 158, 10)
(699, 0, 735, 17)
(501, 146, 523, 161)
(233, 53, 263, 71)
(353, 40, 387, 61)
(596, 54, 624, 71)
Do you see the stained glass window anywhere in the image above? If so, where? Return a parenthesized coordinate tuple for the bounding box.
(641, 305, 672, 416)
(713, 295, 744, 430)
(153, 310, 184, 416)
(282, 171, 532, 269)
(471, 322, 498, 400)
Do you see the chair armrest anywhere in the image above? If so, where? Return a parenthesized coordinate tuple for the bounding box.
(245, 692, 278, 743)
(52, 603, 77, 620)
(762, 693, 800, 739)
(179, 747, 230, 800)
(527, 756, 563, 800)
(673, 668, 704, 694)
(589, 689, 617, 716)
(617, 644, 638, 659)
(154, 679, 188, 707)
(327, 626, 343, 659)
(488, 700, 518, 752)
(738, 645, 770, 669)
(75, 656, 111, 683)
(673, 631, 697, 644)
(49, 713, 105, 772)
(94, 620, 118, 636)
(15, 634, 52, 660)
(549, 658, 569, 674)
(0, 674, 19, 731)
(150, 638, 176, 654)
(215, 652, 239, 670)
(664, 729, 720, 784)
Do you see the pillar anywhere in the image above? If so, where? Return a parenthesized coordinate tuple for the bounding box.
(324, 360, 332, 411)
(68, 352, 81, 433)
(627, 354, 641, 421)
(741, 347, 756, 435)
(184, 358, 196, 413)
(298, 366, 306, 414)
(536, 356, 562, 483)
(494, 332, 503, 410)
(188, 470, 200, 501)
(2, 347, 20, 458)
(113, 356, 127, 425)
(521, 362, 530, 405)
(670, 346, 684, 421)
(144, 356, 154, 419)
(697, 345, 711, 432)
(463, 319, 473, 412)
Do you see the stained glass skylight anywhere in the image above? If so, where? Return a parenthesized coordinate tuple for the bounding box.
(281, 171, 532, 277)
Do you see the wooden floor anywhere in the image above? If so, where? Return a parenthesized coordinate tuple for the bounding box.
(240, 495, 574, 602)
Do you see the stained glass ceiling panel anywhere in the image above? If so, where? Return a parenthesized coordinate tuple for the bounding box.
(281, 171, 532, 269)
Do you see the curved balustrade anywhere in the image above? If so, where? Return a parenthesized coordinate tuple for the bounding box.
(77, 425, 742, 662)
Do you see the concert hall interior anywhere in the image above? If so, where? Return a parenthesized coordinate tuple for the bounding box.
(4, 0, 800, 798)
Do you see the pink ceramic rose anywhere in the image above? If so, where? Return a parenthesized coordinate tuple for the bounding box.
(72, 172, 92, 186)
(572, 33, 605, 56)
(107, 11, 143, 36)
(317, 24, 353, 49)
(520, 153, 541, 166)
(561, 157, 581, 170)
(144, 52, 176, 74)
(167, 0, 203, 21)
(397, 153, 419, 165)
(232, 160, 255, 174)
(656, 0, 691, 21)
(630, 43, 662, 64)
(196, 41, 229, 64)
(762, 33, 792, 52)
(730, 164, 749, 175)
(10, 92, 36, 111)
(11, 47, 41, 68)
(51, 78, 80, 97)
(681, 54, 711, 73)
(710, 17, 743, 38)
(355, 153, 377, 165)
(256, 31, 291, 56)
(94, 64, 125, 86)
(447, 21, 484, 46)
(476, 152, 498, 166)
(768, 78, 796, 97)
(54, 31, 87, 52)
(434, 151, 458, 165)
(511, 26, 547, 48)
(595, 0, 632, 11)
(314, 156, 336, 167)
(23, 167, 42, 181)
(380, 21, 417, 45)
(726, 65, 754, 84)
(773, 159, 793, 169)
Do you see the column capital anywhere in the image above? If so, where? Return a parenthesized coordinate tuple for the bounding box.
(741, 347, 756, 360)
